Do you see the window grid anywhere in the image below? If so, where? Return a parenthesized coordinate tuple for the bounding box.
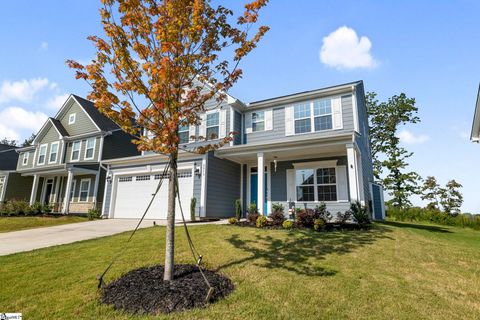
(136, 175, 151, 181)
(178, 124, 190, 144)
(38, 145, 47, 165)
(119, 176, 133, 182)
(71, 141, 81, 161)
(293, 98, 335, 134)
(295, 167, 337, 202)
(206, 112, 219, 140)
(22, 153, 29, 165)
(85, 138, 95, 159)
(252, 111, 265, 132)
(294, 103, 311, 134)
(49, 143, 59, 163)
(79, 180, 90, 202)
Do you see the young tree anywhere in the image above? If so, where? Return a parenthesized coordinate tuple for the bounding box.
(366, 92, 421, 209)
(21, 134, 36, 147)
(67, 0, 269, 281)
(439, 180, 463, 216)
(421, 176, 441, 210)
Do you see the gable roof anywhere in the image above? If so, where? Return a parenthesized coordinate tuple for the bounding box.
(49, 118, 69, 136)
(0, 146, 19, 170)
(471, 84, 480, 142)
(71, 95, 120, 132)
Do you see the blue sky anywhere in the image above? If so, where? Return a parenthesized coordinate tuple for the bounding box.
(0, 1, 479, 212)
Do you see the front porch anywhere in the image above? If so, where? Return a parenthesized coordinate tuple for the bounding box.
(215, 135, 366, 216)
(26, 166, 102, 214)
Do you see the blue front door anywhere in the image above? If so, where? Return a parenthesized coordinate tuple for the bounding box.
(250, 170, 268, 215)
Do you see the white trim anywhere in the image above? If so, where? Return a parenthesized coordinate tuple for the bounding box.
(267, 161, 272, 215)
(30, 174, 39, 205)
(84, 137, 96, 160)
(58, 140, 65, 165)
(0, 174, 8, 202)
(351, 89, 359, 133)
(229, 106, 234, 146)
(347, 144, 359, 201)
(62, 171, 74, 213)
(48, 141, 60, 164)
(22, 152, 29, 166)
(71, 140, 82, 162)
(200, 155, 208, 217)
(68, 113, 76, 125)
(108, 173, 118, 218)
(293, 160, 338, 169)
(257, 153, 265, 215)
(37, 144, 48, 165)
(79, 178, 91, 202)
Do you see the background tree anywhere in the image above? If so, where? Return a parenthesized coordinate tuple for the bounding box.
(439, 180, 463, 216)
(0, 138, 18, 146)
(421, 176, 441, 210)
(21, 134, 36, 147)
(68, 0, 269, 281)
(366, 92, 421, 209)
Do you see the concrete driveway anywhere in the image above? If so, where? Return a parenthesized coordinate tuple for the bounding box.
(0, 218, 227, 256)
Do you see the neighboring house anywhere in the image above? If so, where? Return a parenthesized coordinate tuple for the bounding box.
(471, 84, 480, 142)
(0, 144, 33, 203)
(15, 95, 140, 214)
(102, 81, 385, 220)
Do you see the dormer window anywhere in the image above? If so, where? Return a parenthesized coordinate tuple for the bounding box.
(68, 113, 76, 125)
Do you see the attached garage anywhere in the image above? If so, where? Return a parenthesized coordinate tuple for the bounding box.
(104, 156, 203, 220)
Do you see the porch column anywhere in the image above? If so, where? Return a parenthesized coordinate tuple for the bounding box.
(257, 152, 265, 215)
(30, 174, 39, 205)
(346, 144, 359, 202)
(62, 170, 74, 214)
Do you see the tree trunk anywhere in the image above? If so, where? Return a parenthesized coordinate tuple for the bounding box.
(164, 152, 178, 281)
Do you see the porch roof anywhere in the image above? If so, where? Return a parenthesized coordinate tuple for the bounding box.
(19, 164, 98, 176)
(215, 133, 354, 163)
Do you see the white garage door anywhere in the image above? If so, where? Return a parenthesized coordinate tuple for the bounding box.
(113, 169, 194, 219)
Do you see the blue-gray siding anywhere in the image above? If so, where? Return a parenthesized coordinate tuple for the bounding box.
(371, 184, 383, 220)
(233, 110, 242, 145)
(206, 152, 240, 218)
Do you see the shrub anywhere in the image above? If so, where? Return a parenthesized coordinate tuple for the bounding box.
(247, 203, 258, 214)
(31, 202, 44, 215)
(235, 199, 242, 221)
(247, 212, 260, 224)
(296, 209, 315, 228)
(87, 208, 101, 220)
(190, 197, 197, 222)
(256, 215, 268, 228)
(43, 204, 52, 214)
(282, 220, 293, 230)
(313, 218, 325, 231)
(336, 210, 352, 224)
(2, 200, 31, 216)
(269, 203, 286, 226)
(350, 201, 370, 224)
(315, 202, 332, 222)
(228, 217, 238, 225)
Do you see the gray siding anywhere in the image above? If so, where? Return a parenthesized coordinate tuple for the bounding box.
(59, 100, 99, 135)
(206, 152, 241, 218)
(4, 173, 33, 201)
(245, 94, 355, 144)
(103, 179, 113, 216)
(102, 130, 140, 160)
(16, 150, 34, 171)
(371, 184, 383, 220)
(193, 166, 202, 217)
(70, 174, 96, 202)
(33, 125, 64, 169)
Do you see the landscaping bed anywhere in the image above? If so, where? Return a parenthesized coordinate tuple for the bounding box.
(233, 220, 371, 231)
(101, 264, 234, 315)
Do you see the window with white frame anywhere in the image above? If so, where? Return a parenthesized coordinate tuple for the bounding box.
(49, 142, 59, 163)
(252, 111, 265, 132)
(22, 152, 29, 166)
(295, 167, 337, 202)
(178, 124, 189, 144)
(37, 144, 47, 165)
(84, 138, 96, 160)
(206, 112, 219, 139)
(79, 179, 91, 202)
(313, 99, 333, 131)
(293, 103, 311, 134)
(68, 113, 76, 124)
(71, 141, 81, 161)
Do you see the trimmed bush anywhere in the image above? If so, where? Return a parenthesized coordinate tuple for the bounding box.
(313, 218, 325, 231)
(256, 215, 268, 228)
(282, 220, 293, 230)
(87, 208, 101, 220)
(295, 209, 315, 228)
(228, 217, 238, 225)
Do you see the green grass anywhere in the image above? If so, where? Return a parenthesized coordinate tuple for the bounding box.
(1, 221, 479, 319)
(0, 216, 89, 233)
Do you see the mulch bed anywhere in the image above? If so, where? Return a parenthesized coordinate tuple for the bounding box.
(232, 220, 371, 231)
(101, 264, 234, 315)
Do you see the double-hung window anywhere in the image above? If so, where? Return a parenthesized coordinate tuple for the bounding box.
(313, 99, 333, 131)
(79, 179, 91, 202)
(71, 141, 81, 161)
(293, 103, 311, 134)
(295, 167, 337, 202)
(22, 152, 29, 166)
(37, 144, 47, 165)
(206, 112, 219, 140)
(84, 138, 95, 160)
(178, 124, 189, 144)
(49, 142, 59, 163)
(252, 111, 265, 132)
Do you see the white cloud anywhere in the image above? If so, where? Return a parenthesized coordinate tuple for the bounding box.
(46, 93, 70, 110)
(0, 107, 48, 141)
(40, 41, 48, 51)
(320, 26, 377, 70)
(0, 78, 53, 103)
(398, 129, 429, 144)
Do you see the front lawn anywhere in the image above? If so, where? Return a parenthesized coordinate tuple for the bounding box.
(1, 221, 479, 319)
(0, 216, 89, 233)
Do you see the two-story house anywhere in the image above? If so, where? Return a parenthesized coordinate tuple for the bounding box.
(0, 144, 33, 203)
(15, 94, 140, 214)
(101, 81, 385, 220)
